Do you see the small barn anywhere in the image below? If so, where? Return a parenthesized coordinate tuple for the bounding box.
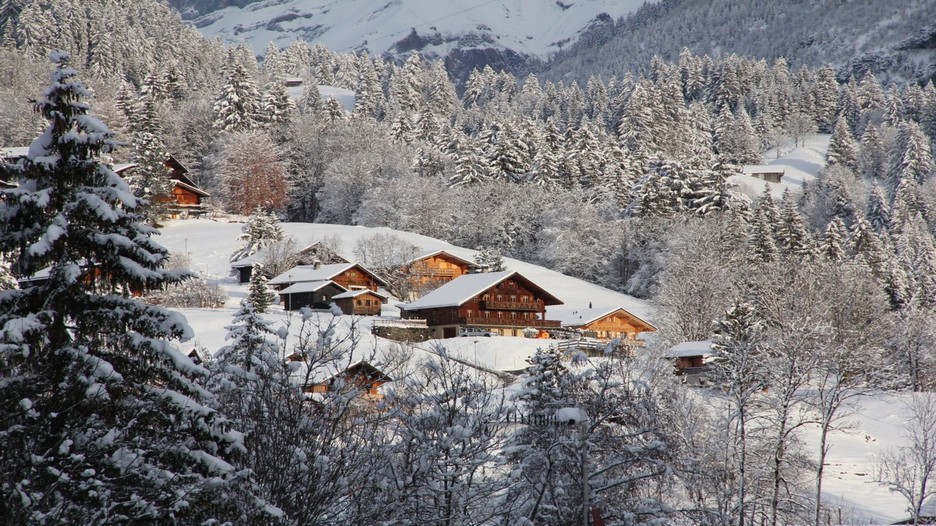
(278, 280, 347, 311)
(332, 289, 387, 316)
(231, 254, 261, 284)
(742, 165, 785, 184)
(664, 341, 714, 385)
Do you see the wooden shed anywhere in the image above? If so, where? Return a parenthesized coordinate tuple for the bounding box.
(278, 280, 347, 311)
(332, 289, 387, 316)
(742, 165, 785, 184)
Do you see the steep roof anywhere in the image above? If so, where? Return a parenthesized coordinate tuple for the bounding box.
(399, 271, 562, 310)
(333, 289, 388, 300)
(268, 263, 388, 287)
(548, 306, 656, 332)
(277, 280, 345, 295)
(404, 249, 475, 268)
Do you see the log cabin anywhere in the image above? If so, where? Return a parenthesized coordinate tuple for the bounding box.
(548, 306, 656, 345)
(398, 270, 563, 338)
(742, 165, 785, 184)
(161, 155, 210, 218)
(268, 262, 388, 293)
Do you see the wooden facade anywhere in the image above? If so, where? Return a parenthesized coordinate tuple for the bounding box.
(298, 361, 392, 399)
(333, 289, 386, 316)
(552, 307, 656, 344)
(400, 271, 563, 338)
(401, 251, 474, 299)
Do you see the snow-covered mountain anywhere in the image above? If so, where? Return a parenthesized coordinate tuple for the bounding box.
(185, 0, 648, 68)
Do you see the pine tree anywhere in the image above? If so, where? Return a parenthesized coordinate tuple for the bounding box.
(473, 245, 506, 272)
(776, 189, 815, 259)
(821, 217, 846, 262)
(0, 52, 253, 524)
(0, 254, 17, 290)
(826, 116, 859, 171)
(231, 207, 285, 262)
(866, 183, 892, 233)
(859, 124, 887, 180)
(213, 62, 262, 133)
(246, 263, 277, 313)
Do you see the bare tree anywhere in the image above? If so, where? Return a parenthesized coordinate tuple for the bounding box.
(874, 393, 936, 525)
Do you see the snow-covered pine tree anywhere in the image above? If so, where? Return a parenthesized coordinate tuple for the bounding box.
(213, 62, 262, 132)
(246, 263, 277, 313)
(0, 52, 254, 524)
(826, 116, 859, 171)
(231, 207, 285, 262)
(0, 253, 17, 290)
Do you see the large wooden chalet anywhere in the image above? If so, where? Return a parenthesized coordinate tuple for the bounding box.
(400, 250, 476, 300)
(398, 271, 563, 338)
(269, 262, 387, 291)
(548, 306, 656, 345)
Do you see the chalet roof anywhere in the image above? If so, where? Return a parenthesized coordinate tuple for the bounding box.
(664, 340, 714, 359)
(333, 289, 388, 300)
(399, 271, 563, 310)
(113, 162, 138, 173)
(549, 306, 656, 332)
(742, 165, 786, 174)
(1, 146, 29, 159)
(173, 179, 211, 197)
(230, 253, 262, 268)
(404, 249, 475, 268)
(268, 262, 388, 287)
(277, 280, 345, 295)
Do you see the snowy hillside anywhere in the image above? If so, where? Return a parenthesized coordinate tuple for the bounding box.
(157, 219, 653, 370)
(190, 0, 648, 61)
(156, 218, 921, 524)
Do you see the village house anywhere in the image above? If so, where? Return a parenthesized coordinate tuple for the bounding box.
(398, 270, 564, 338)
(399, 250, 476, 300)
(286, 356, 392, 400)
(548, 306, 656, 345)
(268, 262, 388, 292)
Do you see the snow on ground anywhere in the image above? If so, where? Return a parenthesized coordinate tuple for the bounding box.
(156, 205, 915, 524)
(730, 133, 831, 199)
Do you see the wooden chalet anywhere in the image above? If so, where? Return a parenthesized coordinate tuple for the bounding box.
(278, 280, 347, 311)
(398, 270, 564, 338)
(287, 357, 392, 399)
(333, 289, 387, 316)
(400, 250, 475, 300)
(548, 306, 656, 345)
(664, 341, 714, 385)
(268, 262, 388, 293)
(742, 165, 785, 184)
(161, 155, 210, 217)
(231, 242, 349, 284)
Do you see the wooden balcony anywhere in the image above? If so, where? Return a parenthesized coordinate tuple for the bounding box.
(482, 300, 540, 311)
(460, 318, 560, 328)
(412, 268, 459, 278)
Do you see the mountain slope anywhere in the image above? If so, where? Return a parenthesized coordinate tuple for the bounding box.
(541, 0, 936, 85)
(186, 0, 647, 66)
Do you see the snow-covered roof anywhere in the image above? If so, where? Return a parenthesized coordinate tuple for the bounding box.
(277, 280, 345, 295)
(0, 146, 29, 159)
(230, 252, 263, 268)
(113, 162, 138, 173)
(404, 249, 475, 267)
(399, 271, 562, 310)
(664, 340, 714, 358)
(268, 263, 387, 287)
(742, 165, 786, 174)
(174, 179, 211, 197)
(547, 306, 656, 331)
(333, 289, 388, 300)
